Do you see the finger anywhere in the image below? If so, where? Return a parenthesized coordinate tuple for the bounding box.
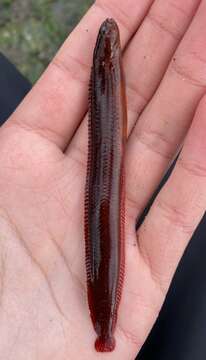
(5, 0, 154, 150)
(137, 94, 206, 294)
(124, 0, 201, 132)
(66, 0, 199, 163)
(126, 0, 206, 220)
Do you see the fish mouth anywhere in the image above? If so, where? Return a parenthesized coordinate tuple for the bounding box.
(94, 18, 120, 63)
(99, 18, 119, 40)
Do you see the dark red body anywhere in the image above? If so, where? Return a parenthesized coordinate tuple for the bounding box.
(84, 19, 127, 352)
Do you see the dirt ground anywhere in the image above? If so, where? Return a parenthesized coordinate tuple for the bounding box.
(0, 0, 92, 83)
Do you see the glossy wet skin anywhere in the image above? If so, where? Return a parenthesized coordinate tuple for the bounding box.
(85, 18, 127, 352)
(94, 19, 121, 66)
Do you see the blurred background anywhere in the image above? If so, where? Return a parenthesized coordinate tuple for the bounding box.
(0, 0, 93, 83)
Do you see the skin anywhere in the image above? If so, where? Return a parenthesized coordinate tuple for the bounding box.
(0, 0, 206, 359)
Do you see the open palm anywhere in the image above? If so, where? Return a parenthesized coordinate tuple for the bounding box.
(1, 1, 206, 359)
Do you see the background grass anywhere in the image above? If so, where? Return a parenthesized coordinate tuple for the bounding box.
(0, 0, 93, 83)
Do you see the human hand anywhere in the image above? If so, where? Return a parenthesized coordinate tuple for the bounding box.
(0, 0, 206, 359)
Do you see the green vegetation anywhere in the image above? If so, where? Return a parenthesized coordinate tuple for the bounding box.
(0, 0, 93, 83)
